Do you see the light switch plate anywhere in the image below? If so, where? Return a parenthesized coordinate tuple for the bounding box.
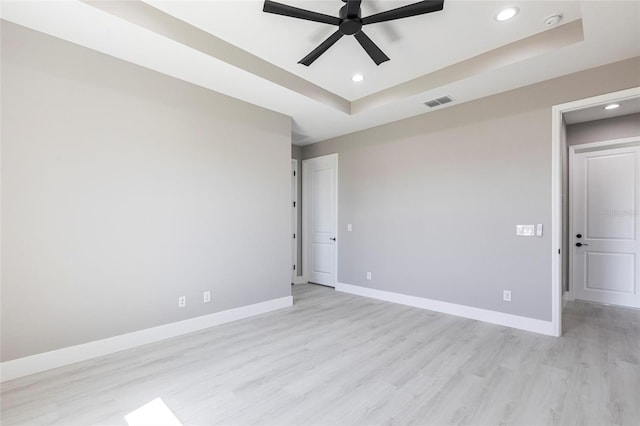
(536, 224, 543, 236)
(517, 225, 535, 236)
(347, 224, 353, 232)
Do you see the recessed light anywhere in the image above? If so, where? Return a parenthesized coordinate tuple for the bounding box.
(604, 103, 620, 110)
(351, 74, 364, 82)
(496, 7, 519, 21)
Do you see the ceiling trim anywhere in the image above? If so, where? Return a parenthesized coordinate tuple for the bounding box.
(82, 0, 352, 114)
(81, 1, 584, 119)
(352, 19, 584, 114)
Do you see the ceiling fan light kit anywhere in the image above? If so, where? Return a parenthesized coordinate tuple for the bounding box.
(263, 0, 445, 66)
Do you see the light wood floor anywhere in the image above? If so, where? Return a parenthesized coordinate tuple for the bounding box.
(2, 283, 639, 425)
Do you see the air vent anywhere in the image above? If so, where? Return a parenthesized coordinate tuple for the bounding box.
(424, 95, 453, 108)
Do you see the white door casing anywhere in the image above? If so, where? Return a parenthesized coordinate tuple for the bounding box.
(303, 154, 338, 287)
(570, 141, 640, 308)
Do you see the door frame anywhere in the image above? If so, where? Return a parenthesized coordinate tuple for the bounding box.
(551, 86, 640, 336)
(567, 137, 640, 302)
(291, 159, 298, 283)
(302, 153, 338, 287)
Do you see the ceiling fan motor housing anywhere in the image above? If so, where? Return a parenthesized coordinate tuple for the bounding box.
(339, 5, 362, 35)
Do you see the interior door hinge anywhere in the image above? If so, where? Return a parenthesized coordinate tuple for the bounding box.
(293, 201, 296, 208)
(293, 171, 296, 177)
(293, 264, 296, 270)
(293, 233, 296, 239)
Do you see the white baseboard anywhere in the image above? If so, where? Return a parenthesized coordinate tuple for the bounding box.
(0, 296, 293, 383)
(293, 276, 307, 285)
(335, 283, 555, 336)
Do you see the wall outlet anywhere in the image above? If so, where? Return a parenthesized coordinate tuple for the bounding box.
(503, 290, 512, 302)
(178, 296, 186, 308)
(203, 291, 211, 303)
(366, 272, 372, 280)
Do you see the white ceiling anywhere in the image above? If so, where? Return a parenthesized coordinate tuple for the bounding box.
(564, 97, 640, 125)
(149, 0, 583, 100)
(2, 1, 639, 145)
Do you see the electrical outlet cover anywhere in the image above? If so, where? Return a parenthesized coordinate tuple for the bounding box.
(516, 225, 535, 236)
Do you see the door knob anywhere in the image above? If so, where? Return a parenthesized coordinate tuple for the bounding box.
(576, 234, 582, 238)
(330, 237, 336, 241)
(576, 242, 589, 247)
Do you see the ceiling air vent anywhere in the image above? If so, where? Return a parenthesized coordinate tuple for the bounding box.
(424, 96, 453, 108)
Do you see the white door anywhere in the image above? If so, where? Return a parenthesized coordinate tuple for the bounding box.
(303, 154, 337, 286)
(291, 160, 298, 282)
(570, 143, 640, 308)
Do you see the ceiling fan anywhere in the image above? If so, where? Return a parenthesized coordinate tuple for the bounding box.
(263, 0, 445, 66)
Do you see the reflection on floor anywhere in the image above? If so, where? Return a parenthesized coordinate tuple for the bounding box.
(125, 398, 182, 426)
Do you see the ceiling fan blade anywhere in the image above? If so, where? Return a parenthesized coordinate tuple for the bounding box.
(346, 0, 362, 18)
(299, 30, 344, 66)
(361, 0, 444, 25)
(354, 31, 389, 65)
(263, 0, 340, 26)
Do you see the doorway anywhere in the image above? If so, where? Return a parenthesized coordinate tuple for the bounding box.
(302, 154, 338, 287)
(291, 159, 298, 283)
(552, 87, 640, 336)
(569, 141, 640, 308)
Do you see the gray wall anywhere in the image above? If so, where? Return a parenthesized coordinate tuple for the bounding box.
(291, 145, 303, 160)
(567, 113, 640, 145)
(291, 145, 303, 278)
(1, 23, 292, 361)
(303, 58, 640, 322)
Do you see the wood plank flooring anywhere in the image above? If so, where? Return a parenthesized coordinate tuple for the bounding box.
(2, 284, 639, 425)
